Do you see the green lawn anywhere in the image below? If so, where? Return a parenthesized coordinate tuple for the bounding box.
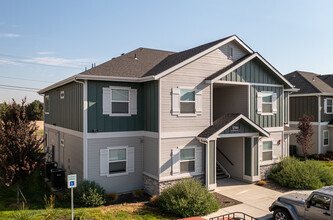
(0, 170, 174, 219)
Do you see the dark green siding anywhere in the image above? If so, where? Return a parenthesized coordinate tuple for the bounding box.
(250, 86, 283, 128)
(222, 119, 258, 134)
(87, 80, 158, 133)
(221, 58, 283, 85)
(321, 96, 333, 122)
(44, 82, 83, 132)
(290, 96, 318, 121)
(143, 81, 159, 132)
(284, 92, 289, 124)
(244, 137, 251, 176)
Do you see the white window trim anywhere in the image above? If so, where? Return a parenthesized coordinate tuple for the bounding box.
(262, 140, 273, 162)
(323, 130, 329, 147)
(60, 91, 65, 99)
(179, 87, 196, 115)
(107, 146, 128, 177)
(325, 98, 333, 114)
(261, 91, 274, 116)
(45, 95, 50, 115)
(110, 86, 131, 117)
(180, 147, 196, 174)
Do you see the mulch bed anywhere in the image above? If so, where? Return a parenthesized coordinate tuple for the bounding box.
(108, 192, 151, 205)
(258, 179, 293, 193)
(213, 192, 242, 208)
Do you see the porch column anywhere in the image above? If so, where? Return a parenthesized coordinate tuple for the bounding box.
(206, 140, 216, 190)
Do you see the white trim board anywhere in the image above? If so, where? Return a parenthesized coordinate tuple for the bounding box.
(44, 123, 83, 138)
(289, 121, 329, 126)
(214, 80, 284, 88)
(161, 130, 204, 139)
(218, 133, 259, 138)
(159, 172, 205, 182)
(289, 93, 333, 97)
(142, 171, 159, 181)
(86, 131, 158, 139)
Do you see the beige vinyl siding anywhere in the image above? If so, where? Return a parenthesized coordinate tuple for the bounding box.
(259, 131, 283, 165)
(143, 137, 159, 177)
(160, 137, 204, 178)
(217, 137, 243, 179)
(290, 124, 319, 155)
(87, 137, 143, 193)
(161, 41, 249, 133)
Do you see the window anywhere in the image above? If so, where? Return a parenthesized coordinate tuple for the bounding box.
(324, 130, 329, 146)
(262, 92, 273, 114)
(60, 91, 65, 99)
(180, 148, 195, 173)
(111, 89, 129, 114)
(180, 89, 195, 114)
(325, 98, 333, 114)
(262, 141, 273, 161)
(109, 148, 126, 174)
(310, 194, 331, 210)
(45, 95, 50, 114)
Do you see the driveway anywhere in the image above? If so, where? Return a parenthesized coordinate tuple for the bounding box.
(204, 178, 284, 220)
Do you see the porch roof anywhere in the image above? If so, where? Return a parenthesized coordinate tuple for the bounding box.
(197, 113, 270, 139)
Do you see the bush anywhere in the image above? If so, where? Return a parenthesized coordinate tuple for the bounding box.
(256, 180, 266, 186)
(159, 179, 219, 218)
(132, 189, 144, 198)
(149, 195, 160, 207)
(269, 157, 333, 190)
(107, 192, 118, 203)
(64, 180, 106, 207)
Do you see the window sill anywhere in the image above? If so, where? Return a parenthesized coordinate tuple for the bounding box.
(260, 113, 275, 116)
(109, 113, 131, 117)
(106, 172, 129, 178)
(177, 113, 197, 117)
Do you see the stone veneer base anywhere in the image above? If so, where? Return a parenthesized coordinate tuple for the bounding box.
(260, 164, 278, 179)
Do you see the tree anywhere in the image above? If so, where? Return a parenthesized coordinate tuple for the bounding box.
(296, 114, 314, 160)
(26, 100, 43, 121)
(0, 99, 44, 205)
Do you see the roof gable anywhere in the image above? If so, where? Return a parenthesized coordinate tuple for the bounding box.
(318, 74, 333, 88)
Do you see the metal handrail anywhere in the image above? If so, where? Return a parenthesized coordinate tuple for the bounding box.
(217, 147, 234, 166)
(210, 212, 258, 220)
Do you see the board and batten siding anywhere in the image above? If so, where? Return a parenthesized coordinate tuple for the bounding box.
(160, 137, 204, 178)
(87, 137, 143, 193)
(143, 81, 159, 132)
(249, 85, 283, 128)
(220, 58, 283, 85)
(160, 41, 249, 133)
(221, 119, 258, 135)
(321, 96, 333, 122)
(44, 82, 83, 132)
(289, 96, 318, 122)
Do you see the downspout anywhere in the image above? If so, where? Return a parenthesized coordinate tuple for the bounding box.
(318, 95, 321, 154)
(74, 78, 85, 85)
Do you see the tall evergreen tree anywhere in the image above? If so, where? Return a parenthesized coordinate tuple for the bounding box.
(0, 99, 44, 204)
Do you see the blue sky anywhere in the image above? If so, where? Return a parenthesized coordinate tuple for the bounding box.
(0, 0, 333, 103)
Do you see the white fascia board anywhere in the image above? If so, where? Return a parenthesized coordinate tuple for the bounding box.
(290, 93, 333, 97)
(284, 88, 300, 92)
(154, 35, 253, 80)
(38, 75, 77, 94)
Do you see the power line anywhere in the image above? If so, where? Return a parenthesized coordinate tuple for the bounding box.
(0, 84, 40, 91)
(0, 87, 40, 93)
(0, 75, 55, 83)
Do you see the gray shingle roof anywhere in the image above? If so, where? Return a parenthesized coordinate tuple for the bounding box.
(285, 71, 333, 94)
(318, 74, 333, 88)
(78, 36, 234, 78)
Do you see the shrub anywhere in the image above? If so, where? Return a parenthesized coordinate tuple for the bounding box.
(132, 189, 144, 198)
(159, 179, 219, 218)
(149, 195, 160, 207)
(269, 157, 333, 190)
(12, 202, 35, 220)
(256, 180, 266, 186)
(64, 180, 106, 207)
(107, 192, 118, 203)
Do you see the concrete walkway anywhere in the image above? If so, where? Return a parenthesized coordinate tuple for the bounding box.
(204, 179, 284, 220)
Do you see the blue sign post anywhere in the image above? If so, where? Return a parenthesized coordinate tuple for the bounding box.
(67, 174, 77, 220)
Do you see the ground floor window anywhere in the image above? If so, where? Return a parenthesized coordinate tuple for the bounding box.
(324, 130, 329, 146)
(109, 148, 126, 174)
(180, 148, 195, 173)
(262, 141, 273, 161)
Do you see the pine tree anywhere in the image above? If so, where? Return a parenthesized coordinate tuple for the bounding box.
(296, 114, 314, 160)
(0, 99, 44, 204)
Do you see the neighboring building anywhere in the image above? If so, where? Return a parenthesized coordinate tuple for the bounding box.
(39, 35, 296, 194)
(285, 71, 333, 155)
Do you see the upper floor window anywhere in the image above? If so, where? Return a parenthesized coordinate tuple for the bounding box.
(323, 130, 329, 146)
(324, 98, 333, 114)
(262, 141, 273, 161)
(257, 91, 277, 115)
(45, 95, 50, 114)
(180, 89, 195, 114)
(180, 148, 195, 173)
(171, 87, 202, 116)
(112, 89, 129, 114)
(102, 86, 137, 116)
